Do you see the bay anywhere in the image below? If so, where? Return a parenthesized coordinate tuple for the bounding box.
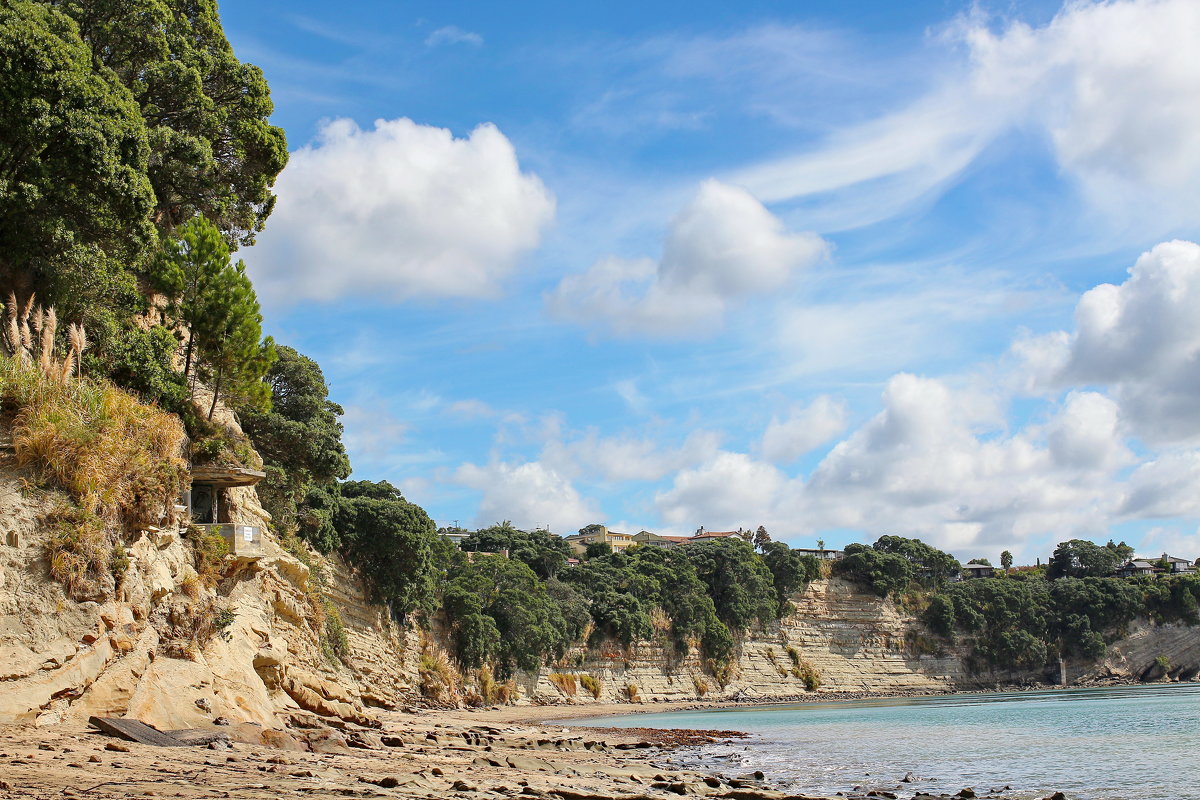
(576, 684, 1200, 799)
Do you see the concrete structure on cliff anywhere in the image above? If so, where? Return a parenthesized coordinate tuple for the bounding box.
(185, 464, 266, 558)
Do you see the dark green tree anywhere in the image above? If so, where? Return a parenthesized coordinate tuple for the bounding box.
(466, 555, 573, 675)
(200, 260, 274, 417)
(835, 543, 913, 597)
(0, 1, 155, 319)
(459, 523, 571, 579)
(51, 0, 288, 243)
(752, 525, 771, 551)
(334, 480, 438, 616)
(684, 537, 777, 632)
(1046, 539, 1122, 579)
(239, 346, 351, 538)
(1106, 540, 1135, 563)
(761, 541, 821, 615)
(873, 535, 960, 588)
(584, 540, 612, 560)
(152, 216, 274, 415)
(1001, 550, 1014, 571)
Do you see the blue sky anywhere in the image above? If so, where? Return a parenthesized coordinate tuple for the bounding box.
(223, 0, 1200, 563)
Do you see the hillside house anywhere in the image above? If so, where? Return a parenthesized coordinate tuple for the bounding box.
(686, 530, 746, 544)
(1117, 560, 1157, 577)
(792, 547, 846, 561)
(563, 526, 636, 556)
(961, 563, 995, 579)
(1116, 555, 1196, 577)
(1160, 554, 1197, 574)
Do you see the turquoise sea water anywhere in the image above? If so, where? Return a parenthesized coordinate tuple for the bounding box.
(575, 684, 1200, 799)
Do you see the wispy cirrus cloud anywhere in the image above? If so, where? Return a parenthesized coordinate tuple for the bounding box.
(425, 25, 483, 47)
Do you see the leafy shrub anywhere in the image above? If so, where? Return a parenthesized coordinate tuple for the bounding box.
(320, 597, 350, 663)
(188, 524, 229, 587)
(625, 683, 640, 702)
(691, 675, 709, 696)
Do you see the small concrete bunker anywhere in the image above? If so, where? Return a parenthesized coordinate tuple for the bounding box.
(185, 465, 266, 558)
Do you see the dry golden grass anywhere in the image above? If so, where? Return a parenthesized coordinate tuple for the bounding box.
(4, 356, 188, 528)
(44, 505, 109, 599)
(189, 525, 230, 587)
(548, 672, 578, 697)
(0, 344, 188, 599)
(418, 638, 461, 703)
(579, 673, 602, 699)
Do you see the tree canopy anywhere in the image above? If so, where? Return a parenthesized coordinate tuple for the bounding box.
(1046, 539, 1122, 579)
(0, 1, 154, 319)
(51, 0, 288, 243)
(240, 345, 351, 540)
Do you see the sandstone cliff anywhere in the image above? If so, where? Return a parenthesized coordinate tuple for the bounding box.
(0, 441, 414, 736)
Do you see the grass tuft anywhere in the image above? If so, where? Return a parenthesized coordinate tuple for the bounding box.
(579, 673, 602, 699)
(548, 672, 578, 697)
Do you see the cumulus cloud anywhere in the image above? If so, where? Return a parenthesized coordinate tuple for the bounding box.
(655, 451, 792, 530)
(650, 375, 1137, 556)
(733, 0, 1200, 230)
(546, 179, 826, 335)
(1018, 240, 1200, 444)
(1118, 452, 1200, 519)
(541, 428, 721, 483)
(760, 395, 848, 463)
(800, 378, 1132, 551)
(454, 460, 599, 531)
(248, 117, 554, 304)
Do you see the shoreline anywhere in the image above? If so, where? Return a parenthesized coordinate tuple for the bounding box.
(497, 675, 1184, 726)
(3, 680, 1187, 800)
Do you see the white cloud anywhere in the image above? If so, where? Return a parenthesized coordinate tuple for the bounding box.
(1137, 525, 1200, 560)
(760, 395, 848, 463)
(425, 26, 483, 47)
(546, 179, 826, 335)
(453, 460, 599, 531)
(798, 377, 1132, 552)
(655, 451, 792, 530)
(446, 399, 496, 419)
(541, 428, 721, 483)
(731, 0, 1200, 231)
(1118, 452, 1200, 520)
(341, 402, 408, 461)
(248, 117, 554, 304)
(1020, 240, 1200, 444)
(650, 374, 1135, 558)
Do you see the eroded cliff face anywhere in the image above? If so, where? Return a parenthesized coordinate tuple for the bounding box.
(517, 578, 968, 705)
(519, 577, 1200, 705)
(0, 450, 415, 733)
